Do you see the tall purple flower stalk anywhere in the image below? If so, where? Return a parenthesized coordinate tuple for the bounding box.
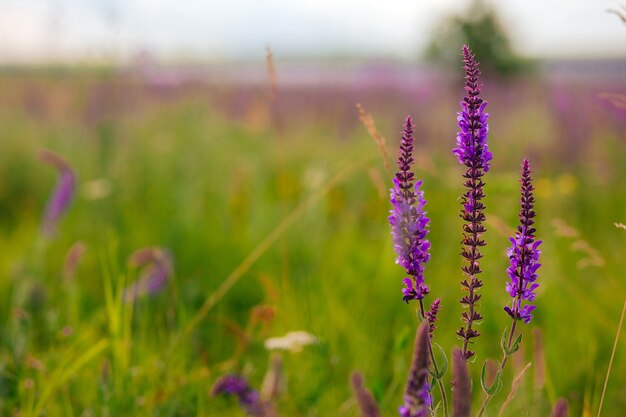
(389, 117, 431, 303)
(453, 45, 492, 360)
(39, 150, 76, 237)
(504, 159, 541, 324)
(469, 158, 543, 417)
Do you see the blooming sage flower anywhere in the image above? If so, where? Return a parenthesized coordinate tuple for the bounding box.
(389, 117, 431, 303)
(453, 45, 492, 360)
(39, 150, 76, 237)
(504, 159, 541, 324)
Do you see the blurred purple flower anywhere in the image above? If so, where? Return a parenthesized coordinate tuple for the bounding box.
(39, 150, 76, 237)
(399, 385, 431, 417)
(451, 348, 471, 417)
(389, 117, 431, 303)
(212, 374, 275, 417)
(504, 159, 541, 324)
(399, 323, 431, 417)
(454, 45, 490, 360)
(123, 247, 173, 302)
(550, 398, 569, 417)
(351, 372, 381, 417)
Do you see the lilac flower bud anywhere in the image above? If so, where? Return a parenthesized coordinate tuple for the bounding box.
(39, 150, 76, 237)
(425, 298, 441, 338)
(389, 117, 431, 303)
(504, 159, 541, 324)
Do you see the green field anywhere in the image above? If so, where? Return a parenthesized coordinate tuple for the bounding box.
(0, 68, 624, 416)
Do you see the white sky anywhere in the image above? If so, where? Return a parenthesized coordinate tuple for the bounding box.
(0, 0, 624, 63)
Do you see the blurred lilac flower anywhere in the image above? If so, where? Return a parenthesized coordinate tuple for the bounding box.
(504, 159, 541, 324)
(351, 372, 381, 417)
(389, 117, 431, 303)
(454, 45, 491, 360)
(399, 323, 431, 417)
(39, 150, 76, 237)
(451, 348, 471, 417)
(212, 375, 270, 417)
(123, 247, 173, 302)
(550, 398, 569, 417)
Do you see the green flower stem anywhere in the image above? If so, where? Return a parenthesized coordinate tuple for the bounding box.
(476, 319, 518, 417)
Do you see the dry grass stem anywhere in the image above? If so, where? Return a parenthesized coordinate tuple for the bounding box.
(357, 103, 390, 172)
(552, 219, 605, 268)
(261, 354, 282, 402)
(552, 218, 580, 238)
(367, 167, 387, 199)
(596, 299, 626, 417)
(170, 158, 369, 353)
(266, 47, 278, 102)
(485, 214, 515, 237)
(497, 362, 532, 417)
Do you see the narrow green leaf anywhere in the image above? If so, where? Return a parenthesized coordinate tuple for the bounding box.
(481, 361, 503, 395)
(500, 327, 509, 353)
(434, 343, 448, 379)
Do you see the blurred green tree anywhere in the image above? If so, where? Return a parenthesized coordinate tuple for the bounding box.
(424, 0, 532, 77)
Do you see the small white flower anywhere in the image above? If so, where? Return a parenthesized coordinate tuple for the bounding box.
(264, 331, 316, 352)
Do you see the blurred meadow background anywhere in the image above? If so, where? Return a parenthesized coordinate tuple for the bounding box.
(0, 0, 625, 416)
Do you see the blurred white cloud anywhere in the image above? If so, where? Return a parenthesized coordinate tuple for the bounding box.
(0, 0, 624, 63)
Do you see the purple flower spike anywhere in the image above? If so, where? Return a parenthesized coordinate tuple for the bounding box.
(454, 45, 491, 360)
(451, 348, 471, 417)
(351, 372, 381, 417)
(505, 159, 541, 324)
(389, 117, 431, 303)
(212, 374, 269, 417)
(399, 323, 432, 417)
(453, 45, 492, 172)
(39, 150, 76, 237)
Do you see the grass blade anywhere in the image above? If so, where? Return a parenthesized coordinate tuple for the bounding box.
(596, 299, 626, 417)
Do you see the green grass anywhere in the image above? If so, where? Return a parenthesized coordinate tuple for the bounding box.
(0, 72, 624, 416)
